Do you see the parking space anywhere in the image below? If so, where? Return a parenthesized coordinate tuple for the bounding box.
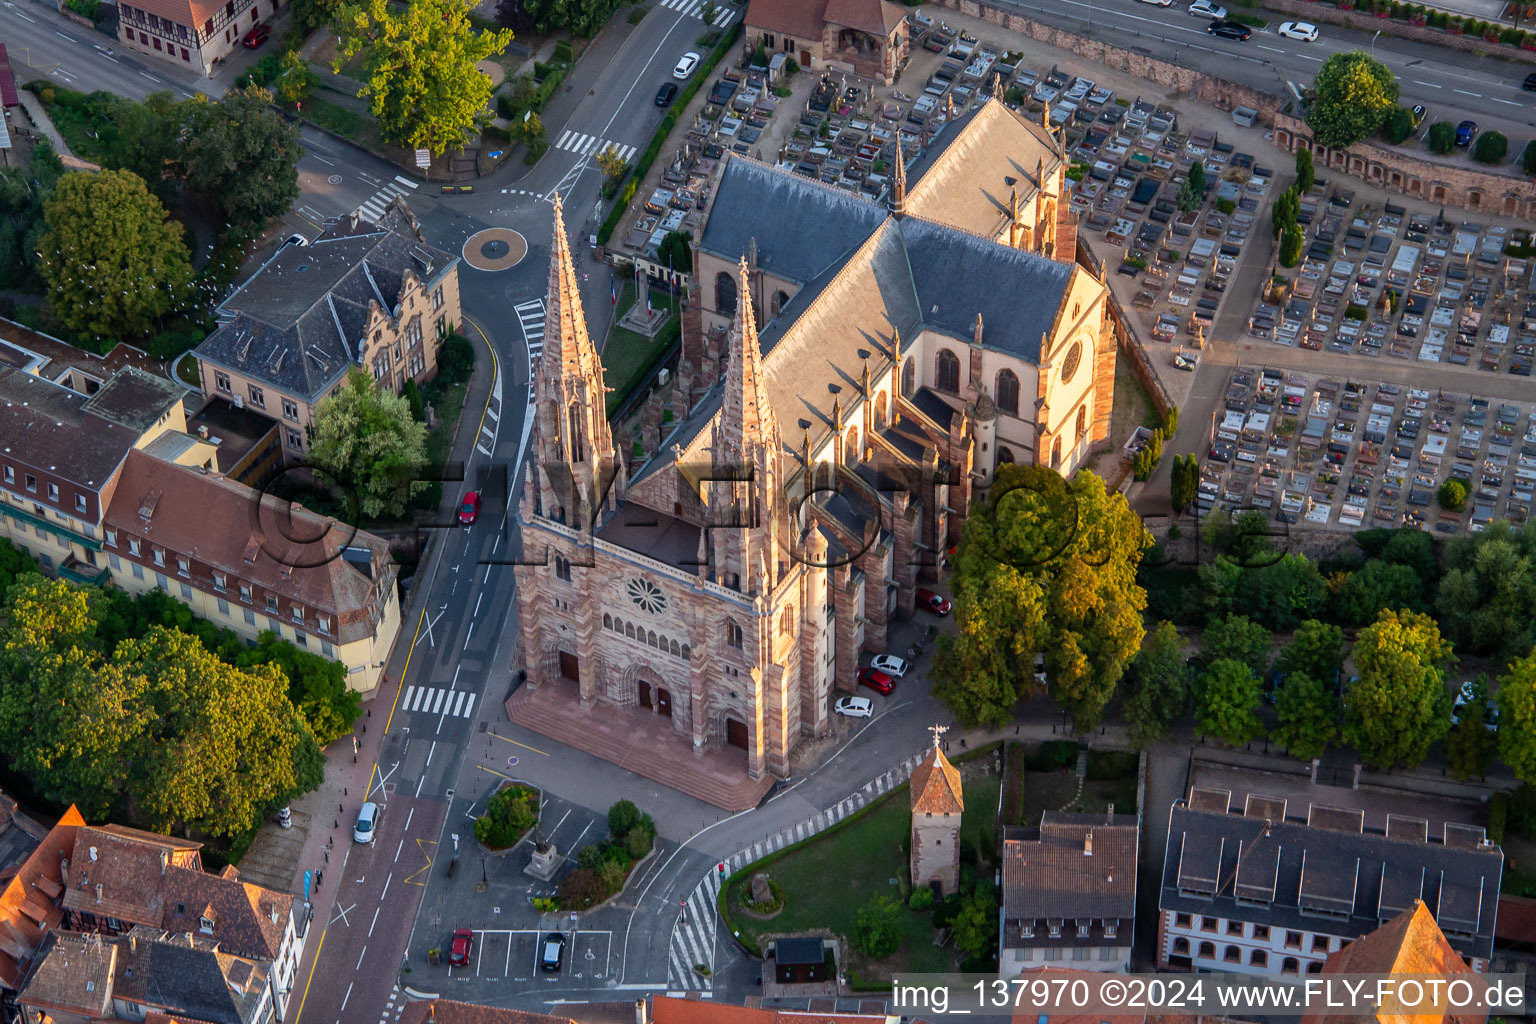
(440, 928, 615, 982)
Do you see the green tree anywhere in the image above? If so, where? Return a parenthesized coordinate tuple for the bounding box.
(1436, 522, 1536, 664)
(517, 0, 624, 35)
(275, 49, 320, 106)
(1120, 620, 1190, 746)
(933, 466, 1149, 731)
(179, 87, 302, 232)
(1201, 554, 1325, 631)
(1271, 186, 1298, 239)
(240, 632, 360, 746)
(656, 230, 694, 274)
(1329, 559, 1426, 627)
(1444, 676, 1495, 780)
(952, 885, 998, 957)
(1275, 619, 1346, 682)
(1279, 225, 1303, 268)
(402, 377, 426, 422)
(1473, 131, 1508, 165)
(1382, 107, 1414, 144)
(101, 90, 180, 203)
(307, 368, 430, 519)
(1343, 609, 1454, 769)
(0, 142, 62, 289)
(853, 892, 902, 958)
(1200, 614, 1271, 676)
(1295, 146, 1315, 193)
(1195, 658, 1263, 745)
(1169, 454, 1199, 514)
(1428, 121, 1456, 154)
(38, 169, 193, 343)
(1176, 161, 1205, 212)
(1438, 479, 1468, 511)
(1305, 50, 1400, 150)
(596, 143, 628, 187)
(1497, 651, 1536, 784)
(699, 0, 717, 23)
(1272, 671, 1338, 760)
(334, 0, 513, 156)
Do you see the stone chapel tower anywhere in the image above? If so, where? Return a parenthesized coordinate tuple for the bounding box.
(524, 193, 625, 531)
(910, 726, 963, 895)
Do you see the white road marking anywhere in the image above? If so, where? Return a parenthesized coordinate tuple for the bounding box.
(1454, 89, 1481, 97)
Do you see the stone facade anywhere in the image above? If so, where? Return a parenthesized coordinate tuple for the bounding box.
(118, 0, 283, 76)
(909, 740, 963, 895)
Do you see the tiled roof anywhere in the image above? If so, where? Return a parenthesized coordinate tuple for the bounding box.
(742, 0, 828, 42)
(161, 865, 293, 962)
(0, 805, 84, 991)
(1002, 813, 1139, 922)
(103, 449, 395, 644)
(399, 998, 578, 1024)
(62, 825, 203, 927)
(905, 101, 1061, 239)
(196, 200, 456, 403)
(650, 995, 897, 1023)
(112, 928, 271, 1024)
(125, 0, 225, 31)
(16, 932, 114, 1017)
(821, 0, 905, 34)
(909, 744, 963, 814)
(0, 365, 140, 490)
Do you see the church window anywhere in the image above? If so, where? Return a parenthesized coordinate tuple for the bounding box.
(726, 619, 743, 648)
(603, 613, 612, 629)
(874, 391, 888, 430)
(648, 630, 657, 647)
(670, 639, 681, 657)
(995, 369, 1020, 416)
(843, 426, 860, 464)
(626, 622, 636, 639)
(555, 555, 571, 581)
(715, 271, 738, 316)
(901, 358, 915, 397)
(935, 349, 960, 394)
(1051, 438, 1062, 468)
(997, 446, 1014, 465)
(567, 403, 586, 462)
(681, 643, 691, 659)
(1059, 340, 1083, 384)
(1075, 405, 1087, 444)
(772, 290, 790, 316)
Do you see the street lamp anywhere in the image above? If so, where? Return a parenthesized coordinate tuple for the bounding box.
(1371, 28, 1381, 55)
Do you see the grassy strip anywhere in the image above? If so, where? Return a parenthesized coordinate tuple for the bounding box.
(302, 95, 384, 151)
(604, 282, 681, 416)
(597, 22, 741, 245)
(1230, 12, 1267, 26)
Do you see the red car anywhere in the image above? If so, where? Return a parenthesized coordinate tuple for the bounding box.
(242, 23, 270, 47)
(915, 588, 952, 615)
(449, 928, 473, 967)
(458, 491, 481, 525)
(857, 667, 895, 695)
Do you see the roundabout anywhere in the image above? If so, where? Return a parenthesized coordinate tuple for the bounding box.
(462, 227, 528, 272)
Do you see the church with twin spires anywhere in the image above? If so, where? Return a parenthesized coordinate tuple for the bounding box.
(510, 98, 1116, 809)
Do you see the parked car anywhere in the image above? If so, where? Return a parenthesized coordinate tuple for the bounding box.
(1138, 0, 1174, 7)
(540, 932, 567, 971)
(1276, 20, 1318, 40)
(835, 696, 874, 718)
(655, 82, 678, 106)
(870, 654, 909, 677)
(458, 490, 482, 525)
(1455, 120, 1477, 146)
(1207, 19, 1252, 39)
(857, 667, 895, 695)
(1188, 0, 1226, 16)
(1524, 72, 1536, 92)
(283, 233, 309, 248)
(1451, 681, 1499, 732)
(353, 802, 380, 844)
(672, 52, 701, 79)
(449, 929, 474, 967)
(242, 23, 271, 47)
(914, 588, 952, 615)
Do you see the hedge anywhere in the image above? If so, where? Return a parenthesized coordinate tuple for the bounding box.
(598, 22, 741, 245)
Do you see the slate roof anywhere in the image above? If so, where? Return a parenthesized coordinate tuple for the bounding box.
(909, 744, 963, 815)
(82, 366, 188, 433)
(0, 365, 141, 490)
(16, 932, 115, 1018)
(1002, 813, 1139, 922)
(1161, 792, 1503, 964)
(196, 200, 455, 403)
(111, 928, 271, 1024)
(399, 1000, 578, 1024)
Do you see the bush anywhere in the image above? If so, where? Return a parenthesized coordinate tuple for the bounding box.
(1438, 479, 1467, 510)
(553, 39, 574, 62)
(1489, 790, 1509, 844)
(1524, 141, 1536, 175)
(1473, 131, 1508, 165)
(853, 893, 902, 958)
(908, 887, 934, 911)
(1428, 121, 1456, 154)
(1279, 226, 1303, 268)
(624, 825, 653, 859)
(1216, 198, 1236, 214)
(578, 845, 603, 870)
(1031, 739, 1078, 770)
(608, 799, 643, 837)
(65, 0, 102, 19)
(1383, 108, 1414, 145)
(558, 867, 608, 909)
(436, 332, 475, 384)
(598, 857, 627, 892)
(473, 784, 540, 848)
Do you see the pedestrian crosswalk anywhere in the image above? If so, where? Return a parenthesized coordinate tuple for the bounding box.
(354, 175, 421, 223)
(514, 298, 546, 362)
(668, 868, 721, 992)
(656, 0, 736, 25)
(401, 685, 477, 718)
(552, 131, 637, 162)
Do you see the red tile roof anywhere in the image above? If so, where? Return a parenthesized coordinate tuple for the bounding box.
(62, 825, 203, 927)
(910, 745, 963, 815)
(821, 0, 905, 35)
(399, 998, 578, 1024)
(0, 806, 85, 991)
(122, 0, 225, 32)
(651, 995, 895, 1023)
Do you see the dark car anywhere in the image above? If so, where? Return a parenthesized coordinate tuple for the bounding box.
(1207, 19, 1252, 39)
(242, 23, 271, 47)
(540, 933, 566, 972)
(449, 929, 474, 968)
(1524, 72, 1536, 92)
(1456, 120, 1478, 146)
(857, 667, 895, 695)
(655, 82, 678, 107)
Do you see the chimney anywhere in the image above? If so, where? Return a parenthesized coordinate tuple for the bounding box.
(160, 850, 169, 875)
(635, 997, 650, 1024)
(198, 425, 209, 439)
(95, 883, 103, 904)
(130, 932, 137, 954)
(428, 1005, 435, 1023)
(1084, 831, 1093, 857)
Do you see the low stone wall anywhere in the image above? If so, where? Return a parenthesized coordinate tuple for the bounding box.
(932, 0, 1284, 125)
(1274, 113, 1536, 219)
(1250, 0, 1536, 65)
(1105, 289, 1175, 421)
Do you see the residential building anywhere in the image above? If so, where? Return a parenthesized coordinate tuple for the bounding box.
(1299, 900, 1488, 1024)
(1001, 812, 1139, 974)
(1158, 788, 1503, 977)
(743, 0, 909, 85)
(0, 806, 86, 991)
(117, 0, 283, 76)
(510, 101, 1113, 808)
(400, 1002, 578, 1024)
(194, 199, 461, 461)
(643, 994, 906, 1022)
(910, 736, 963, 895)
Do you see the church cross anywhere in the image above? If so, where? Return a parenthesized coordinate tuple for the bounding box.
(928, 723, 948, 749)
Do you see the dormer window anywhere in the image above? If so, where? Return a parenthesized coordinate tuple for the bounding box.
(152, 549, 166, 567)
(106, 528, 118, 547)
(75, 494, 87, 514)
(317, 616, 331, 636)
(292, 606, 304, 624)
(46, 483, 59, 501)
(176, 557, 190, 577)
(199, 915, 214, 934)
(1077, 922, 1090, 938)
(266, 595, 279, 614)
(129, 538, 141, 556)
(1021, 922, 1034, 938)
(1048, 923, 1061, 938)
(240, 584, 253, 603)
(1104, 922, 1117, 939)
(213, 572, 227, 592)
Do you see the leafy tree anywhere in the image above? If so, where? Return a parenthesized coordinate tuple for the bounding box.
(608, 798, 644, 838)
(1436, 522, 1536, 664)
(952, 885, 998, 957)
(1271, 186, 1298, 239)
(1169, 454, 1199, 514)
(518, 110, 548, 159)
(1444, 676, 1495, 780)
(1306, 51, 1399, 150)
(1497, 651, 1536, 785)
(1195, 658, 1263, 745)
(1343, 609, 1453, 769)
(1428, 121, 1456, 154)
(1275, 620, 1346, 682)
(0, 540, 36, 595)
(308, 368, 430, 519)
(1295, 146, 1315, 193)
(1201, 554, 1324, 632)
(436, 331, 476, 383)
(1279, 225, 1303, 268)
(656, 230, 694, 274)
(515, 0, 625, 35)
(334, 0, 513, 156)
(1272, 671, 1338, 760)
(699, 0, 717, 23)
(1438, 479, 1467, 511)
(596, 143, 629, 186)
(275, 50, 320, 106)
(1329, 559, 1426, 627)
(101, 90, 180, 202)
(38, 169, 193, 343)
(1473, 131, 1508, 165)
(178, 87, 302, 231)
(853, 892, 902, 958)
(1176, 162, 1205, 213)
(0, 141, 62, 289)
(1200, 614, 1270, 676)
(933, 466, 1149, 731)
(1120, 620, 1190, 746)
(240, 632, 360, 746)
(1382, 107, 1414, 144)
(402, 377, 426, 422)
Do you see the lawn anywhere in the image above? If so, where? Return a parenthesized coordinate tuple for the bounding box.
(722, 750, 1001, 986)
(303, 94, 383, 152)
(1016, 769, 1080, 825)
(1010, 746, 1138, 825)
(174, 353, 201, 387)
(602, 282, 680, 416)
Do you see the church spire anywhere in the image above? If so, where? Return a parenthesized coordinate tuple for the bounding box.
(720, 255, 775, 459)
(545, 193, 599, 381)
(1008, 187, 1022, 249)
(889, 139, 906, 218)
